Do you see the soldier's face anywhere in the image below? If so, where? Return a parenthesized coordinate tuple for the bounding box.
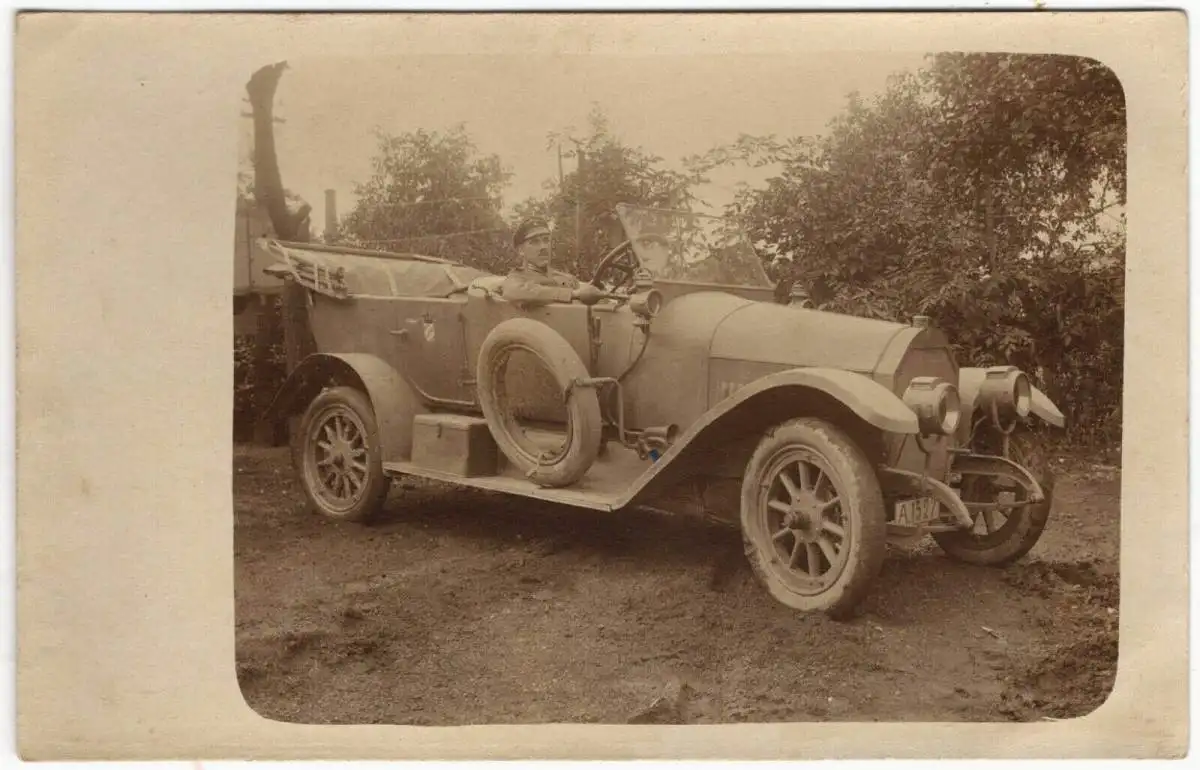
(635, 235, 671, 273)
(521, 231, 552, 268)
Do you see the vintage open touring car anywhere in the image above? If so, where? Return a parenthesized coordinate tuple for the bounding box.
(261, 203, 1065, 618)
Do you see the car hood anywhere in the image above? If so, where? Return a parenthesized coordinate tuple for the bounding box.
(708, 301, 912, 375)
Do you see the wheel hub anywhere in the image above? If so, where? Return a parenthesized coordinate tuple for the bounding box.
(329, 437, 353, 465)
(314, 414, 367, 500)
(783, 490, 823, 542)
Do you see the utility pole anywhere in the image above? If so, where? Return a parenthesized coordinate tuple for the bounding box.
(571, 138, 584, 275)
(556, 143, 564, 259)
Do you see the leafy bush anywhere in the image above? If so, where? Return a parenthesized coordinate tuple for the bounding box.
(233, 297, 287, 442)
(699, 53, 1126, 447)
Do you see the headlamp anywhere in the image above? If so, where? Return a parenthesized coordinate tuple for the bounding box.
(979, 366, 1032, 426)
(902, 377, 962, 435)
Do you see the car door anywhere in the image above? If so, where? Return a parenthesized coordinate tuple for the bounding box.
(460, 291, 594, 425)
(389, 296, 475, 407)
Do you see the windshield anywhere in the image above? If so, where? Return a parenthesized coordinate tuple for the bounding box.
(615, 203, 772, 288)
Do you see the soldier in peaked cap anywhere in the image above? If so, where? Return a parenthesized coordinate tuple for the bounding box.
(501, 217, 605, 308)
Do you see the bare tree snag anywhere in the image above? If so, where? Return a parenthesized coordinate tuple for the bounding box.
(246, 62, 296, 240)
(245, 60, 317, 446)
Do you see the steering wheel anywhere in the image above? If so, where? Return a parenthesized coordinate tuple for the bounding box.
(590, 240, 641, 292)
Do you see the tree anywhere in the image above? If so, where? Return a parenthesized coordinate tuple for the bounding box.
(700, 53, 1126, 444)
(235, 165, 307, 215)
(245, 62, 312, 240)
(242, 61, 318, 445)
(919, 53, 1126, 272)
(338, 124, 514, 273)
(517, 106, 705, 279)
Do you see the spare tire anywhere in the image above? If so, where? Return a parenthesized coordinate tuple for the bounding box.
(476, 318, 603, 488)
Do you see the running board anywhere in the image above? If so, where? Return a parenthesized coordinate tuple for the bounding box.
(392, 410, 686, 511)
(383, 461, 624, 510)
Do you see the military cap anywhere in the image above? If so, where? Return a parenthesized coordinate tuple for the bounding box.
(512, 217, 551, 249)
(634, 217, 672, 244)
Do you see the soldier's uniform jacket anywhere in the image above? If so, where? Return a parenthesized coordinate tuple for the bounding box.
(500, 264, 580, 307)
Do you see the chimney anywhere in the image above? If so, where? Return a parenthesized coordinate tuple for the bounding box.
(324, 189, 338, 242)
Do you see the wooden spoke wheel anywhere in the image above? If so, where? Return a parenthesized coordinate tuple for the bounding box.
(741, 417, 886, 619)
(298, 386, 391, 522)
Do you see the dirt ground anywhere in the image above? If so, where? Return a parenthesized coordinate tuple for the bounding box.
(234, 443, 1120, 726)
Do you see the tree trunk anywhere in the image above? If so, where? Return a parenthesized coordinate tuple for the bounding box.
(251, 294, 284, 445)
(282, 280, 317, 373)
(245, 61, 315, 447)
(281, 279, 317, 450)
(246, 62, 296, 241)
(983, 182, 998, 274)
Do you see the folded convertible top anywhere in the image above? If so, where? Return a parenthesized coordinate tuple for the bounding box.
(260, 239, 494, 300)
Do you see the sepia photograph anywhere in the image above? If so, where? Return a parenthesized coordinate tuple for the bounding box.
(232, 48, 1125, 726)
(14, 8, 1187, 761)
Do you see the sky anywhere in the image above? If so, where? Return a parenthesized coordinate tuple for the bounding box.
(237, 52, 931, 235)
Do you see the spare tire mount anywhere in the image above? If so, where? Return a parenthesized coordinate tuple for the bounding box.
(475, 318, 604, 488)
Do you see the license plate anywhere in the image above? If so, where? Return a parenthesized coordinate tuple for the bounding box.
(894, 497, 941, 526)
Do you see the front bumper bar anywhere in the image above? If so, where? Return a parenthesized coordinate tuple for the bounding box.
(952, 452, 1047, 507)
(879, 452, 1047, 532)
(879, 467, 975, 529)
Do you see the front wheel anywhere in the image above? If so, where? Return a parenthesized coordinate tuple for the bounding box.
(740, 417, 887, 620)
(297, 386, 391, 523)
(932, 433, 1054, 566)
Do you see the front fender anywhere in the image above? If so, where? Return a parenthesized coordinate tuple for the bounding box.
(262, 353, 423, 464)
(952, 452, 1048, 505)
(1029, 386, 1065, 428)
(724, 367, 920, 434)
(615, 367, 917, 509)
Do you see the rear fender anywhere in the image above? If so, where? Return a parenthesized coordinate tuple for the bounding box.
(262, 353, 423, 464)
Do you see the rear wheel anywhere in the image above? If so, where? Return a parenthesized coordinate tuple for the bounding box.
(297, 386, 391, 523)
(740, 417, 887, 620)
